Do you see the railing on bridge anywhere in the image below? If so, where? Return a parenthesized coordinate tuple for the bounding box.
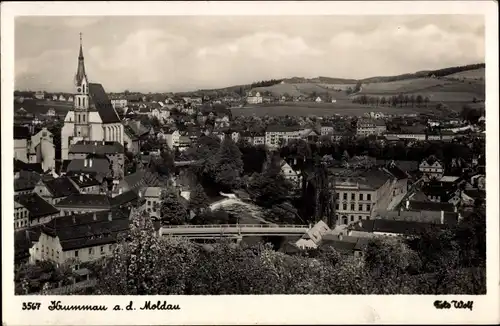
(161, 224, 309, 229)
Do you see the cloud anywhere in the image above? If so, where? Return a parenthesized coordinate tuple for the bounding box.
(14, 16, 485, 92)
(198, 32, 324, 59)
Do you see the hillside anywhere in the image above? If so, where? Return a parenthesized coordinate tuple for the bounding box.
(444, 68, 485, 81)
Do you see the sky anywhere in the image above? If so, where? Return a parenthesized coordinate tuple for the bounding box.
(15, 15, 485, 93)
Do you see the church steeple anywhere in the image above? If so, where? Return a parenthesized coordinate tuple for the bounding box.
(75, 32, 87, 87)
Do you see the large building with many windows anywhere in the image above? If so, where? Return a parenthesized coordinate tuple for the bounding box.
(328, 166, 408, 225)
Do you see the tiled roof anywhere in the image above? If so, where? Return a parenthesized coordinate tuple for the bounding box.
(111, 190, 138, 207)
(14, 193, 59, 218)
(352, 219, 448, 236)
(142, 187, 162, 198)
(14, 126, 31, 139)
(88, 83, 120, 123)
(14, 171, 42, 191)
(42, 210, 131, 251)
(56, 194, 112, 208)
(407, 200, 455, 212)
(123, 170, 161, 191)
(15, 228, 42, 263)
(67, 158, 111, 177)
(69, 141, 124, 154)
(43, 176, 80, 198)
(68, 174, 101, 188)
(14, 159, 43, 174)
(266, 125, 301, 133)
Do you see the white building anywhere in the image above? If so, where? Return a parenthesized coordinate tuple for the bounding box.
(61, 36, 124, 160)
(246, 91, 263, 104)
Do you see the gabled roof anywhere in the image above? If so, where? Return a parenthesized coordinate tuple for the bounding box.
(68, 174, 101, 188)
(14, 193, 59, 218)
(67, 158, 111, 177)
(42, 210, 131, 251)
(43, 176, 80, 198)
(14, 159, 43, 174)
(352, 219, 448, 236)
(111, 190, 138, 207)
(56, 194, 112, 208)
(407, 200, 455, 212)
(14, 171, 42, 191)
(88, 83, 120, 123)
(69, 140, 124, 155)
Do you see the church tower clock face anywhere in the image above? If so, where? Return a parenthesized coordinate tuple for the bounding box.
(77, 87, 82, 93)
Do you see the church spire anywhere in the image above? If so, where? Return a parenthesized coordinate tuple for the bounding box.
(75, 32, 87, 86)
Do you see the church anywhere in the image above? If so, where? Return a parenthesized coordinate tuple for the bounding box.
(61, 35, 124, 160)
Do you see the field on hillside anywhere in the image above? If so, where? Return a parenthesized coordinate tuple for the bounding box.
(15, 100, 72, 116)
(357, 77, 485, 102)
(445, 68, 485, 81)
(231, 100, 422, 117)
(252, 82, 348, 98)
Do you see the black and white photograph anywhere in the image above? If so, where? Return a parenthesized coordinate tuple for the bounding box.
(2, 1, 499, 325)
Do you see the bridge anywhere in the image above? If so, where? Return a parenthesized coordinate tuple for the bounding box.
(159, 224, 311, 239)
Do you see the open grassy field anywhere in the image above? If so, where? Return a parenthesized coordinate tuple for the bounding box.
(231, 100, 423, 117)
(15, 99, 72, 117)
(444, 68, 485, 81)
(359, 78, 448, 94)
(252, 82, 347, 98)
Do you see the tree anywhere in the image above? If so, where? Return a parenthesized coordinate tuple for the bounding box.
(160, 190, 188, 225)
(97, 209, 164, 295)
(416, 95, 423, 107)
(189, 184, 209, 216)
(213, 138, 244, 191)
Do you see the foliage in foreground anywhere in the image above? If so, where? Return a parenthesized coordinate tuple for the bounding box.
(92, 210, 486, 295)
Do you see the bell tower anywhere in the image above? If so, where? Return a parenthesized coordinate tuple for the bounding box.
(73, 32, 90, 139)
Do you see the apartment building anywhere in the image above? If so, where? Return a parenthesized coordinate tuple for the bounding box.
(265, 125, 302, 148)
(328, 167, 407, 225)
(356, 118, 387, 137)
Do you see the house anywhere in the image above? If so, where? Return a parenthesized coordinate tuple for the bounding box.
(115, 169, 161, 194)
(66, 157, 112, 183)
(320, 125, 335, 136)
(58, 95, 67, 101)
(68, 174, 101, 194)
(28, 210, 131, 265)
(55, 194, 115, 215)
(328, 167, 408, 225)
(295, 221, 331, 250)
(315, 96, 322, 103)
(140, 187, 163, 219)
(246, 91, 263, 104)
(347, 219, 449, 238)
(319, 234, 368, 257)
(34, 91, 45, 100)
(33, 176, 80, 206)
(419, 156, 444, 181)
(110, 99, 128, 109)
(280, 161, 302, 188)
(356, 118, 387, 137)
(68, 141, 125, 180)
(14, 126, 31, 163)
(164, 130, 181, 150)
(46, 108, 56, 116)
(14, 193, 60, 230)
(27, 127, 56, 172)
(52, 95, 58, 101)
(14, 170, 42, 195)
(265, 125, 302, 148)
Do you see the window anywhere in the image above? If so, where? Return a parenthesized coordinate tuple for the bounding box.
(342, 204, 347, 210)
(75, 250, 79, 257)
(350, 204, 355, 211)
(359, 194, 364, 201)
(366, 204, 371, 211)
(89, 248, 93, 255)
(83, 115, 85, 122)
(359, 216, 362, 220)
(359, 204, 363, 211)
(351, 193, 355, 201)
(100, 246, 104, 253)
(367, 194, 371, 201)
(343, 193, 347, 200)
(350, 215, 354, 222)
(335, 203, 339, 210)
(147, 200, 151, 206)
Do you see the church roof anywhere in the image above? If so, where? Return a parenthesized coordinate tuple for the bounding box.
(75, 40, 87, 87)
(88, 83, 121, 124)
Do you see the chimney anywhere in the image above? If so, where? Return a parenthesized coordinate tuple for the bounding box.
(84, 159, 88, 167)
(89, 159, 93, 168)
(72, 216, 76, 224)
(440, 210, 444, 224)
(102, 141, 105, 145)
(338, 234, 343, 241)
(79, 175, 83, 182)
(108, 211, 112, 221)
(119, 188, 123, 195)
(405, 199, 410, 210)
(358, 220, 363, 228)
(93, 212, 97, 221)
